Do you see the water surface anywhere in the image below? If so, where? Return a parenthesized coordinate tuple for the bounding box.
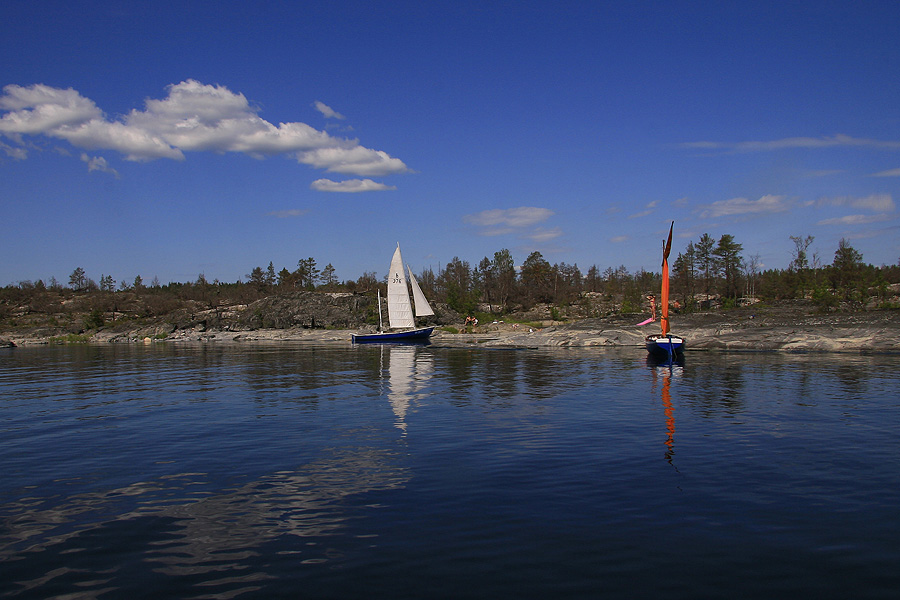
(2, 344, 898, 598)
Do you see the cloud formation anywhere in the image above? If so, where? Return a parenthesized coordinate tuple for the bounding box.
(817, 214, 893, 226)
(871, 167, 900, 177)
(524, 227, 562, 242)
(697, 194, 790, 219)
(0, 81, 409, 179)
(816, 193, 894, 212)
(80, 153, 119, 177)
(311, 178, 396, 192)
(628, 200, 658, 219)
(462, 206, 557, 241)
(313, 101, 345, 120)
(683, 134, 900, 153)
(1, 139, 27, 159)
(463, 206, 554, 228)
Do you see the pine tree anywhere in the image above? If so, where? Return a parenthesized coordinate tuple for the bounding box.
(69, 267, 87, 291)
(713, 234, 743, 299)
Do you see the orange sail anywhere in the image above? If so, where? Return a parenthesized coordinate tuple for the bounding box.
(660, 222, 673, 336)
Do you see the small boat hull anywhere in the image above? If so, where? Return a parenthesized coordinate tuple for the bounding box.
(352, 327, 434, 344)
(645, 334, 685, 359)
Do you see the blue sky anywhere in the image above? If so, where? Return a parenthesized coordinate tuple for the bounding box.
(2, 1, 899, 287)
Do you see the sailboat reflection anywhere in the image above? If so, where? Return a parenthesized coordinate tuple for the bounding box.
(381, 344, 434, 434)
(648, 358, 683, 466)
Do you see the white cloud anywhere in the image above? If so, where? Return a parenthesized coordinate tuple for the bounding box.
(61, 118, 184, 161)
(0, 81, 409, 177)
(463, 206, 559, 243)
(683, 134, 900, 153)
(314, 101, 345, 120)
(871, 167, 900, 177)
(267, 209, 309, 218)
(0, 84, 102, 134)
(817, 214, 893, 226)
(817, 193, 894, 212)
(463, 206, 554, 228)
(628, 200, 658, 219)
(611, 235, 629, 243)
(524, 227, 562, 242)
(80, 153, 119, 177)
(298, 145, 409, 176)
(0, 140, 27, 159)
(477, 227, 515, 237)
(698, 194, 790, 218)
(311, 178, 396, 192)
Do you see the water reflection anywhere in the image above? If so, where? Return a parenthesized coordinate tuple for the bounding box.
(1, 447, 410, 595)
(380, 345, 434, 434)
(648, 360, 683, 466)
(3, 345, 899, 599)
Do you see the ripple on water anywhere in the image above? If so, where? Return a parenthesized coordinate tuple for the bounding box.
(1, 345, 899, 599)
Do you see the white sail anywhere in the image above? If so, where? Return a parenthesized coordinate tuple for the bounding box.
(386, 244, 415, 329)
(407, 265, 434, 317)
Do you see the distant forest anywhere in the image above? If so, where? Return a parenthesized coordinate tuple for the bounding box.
(3, 234, 900, 326)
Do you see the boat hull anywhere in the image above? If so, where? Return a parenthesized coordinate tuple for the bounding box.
(352, 327, 434, 344)
(645, 334, 685, 358)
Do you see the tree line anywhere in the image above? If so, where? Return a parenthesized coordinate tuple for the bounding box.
(3, 235, 899, 322)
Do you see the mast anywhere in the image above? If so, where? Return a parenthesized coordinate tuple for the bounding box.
(377, 289, 384, 332)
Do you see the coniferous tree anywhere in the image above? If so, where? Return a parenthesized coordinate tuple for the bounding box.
(694, 234, 716, 298)
(295, 258, 320, 289)
(584, 265, 602, 293)
(672, 241, 697, 308)
(69, 267, 87, 291)
(789, 235, 814, 297)
(247, 266, 267, 292)
(831, 238, 866, 304)
(475, 257, 495, 312)
(100, 274, 116, 292)
(437, 257, 475, 314)
(320, 263, 338, 289)
(519, 251, 553, 305)
(492, 249, 516, 313)
(277, 267, 292, 288)
(713, 234, 744, 299)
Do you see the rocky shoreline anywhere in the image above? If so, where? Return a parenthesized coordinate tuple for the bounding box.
(3, 306, 898, 353)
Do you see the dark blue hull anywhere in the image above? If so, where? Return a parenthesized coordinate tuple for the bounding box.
(352, 327, 434, 344)
(646, 334, 685, 359)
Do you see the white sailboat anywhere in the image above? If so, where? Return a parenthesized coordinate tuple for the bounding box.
(352, 244, 435, 343)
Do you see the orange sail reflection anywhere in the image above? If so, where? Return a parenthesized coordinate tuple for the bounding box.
(651, 361, 678, 466)
(661, 368, 675, 464)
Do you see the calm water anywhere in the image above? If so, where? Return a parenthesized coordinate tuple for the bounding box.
(1, 343, 898, 599)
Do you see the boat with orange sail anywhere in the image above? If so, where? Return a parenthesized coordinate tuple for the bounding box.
(645, 222, 685, 360)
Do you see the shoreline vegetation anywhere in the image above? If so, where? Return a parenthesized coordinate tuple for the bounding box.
(2, 296, 898, 353)
(3, 236, 899, 352)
